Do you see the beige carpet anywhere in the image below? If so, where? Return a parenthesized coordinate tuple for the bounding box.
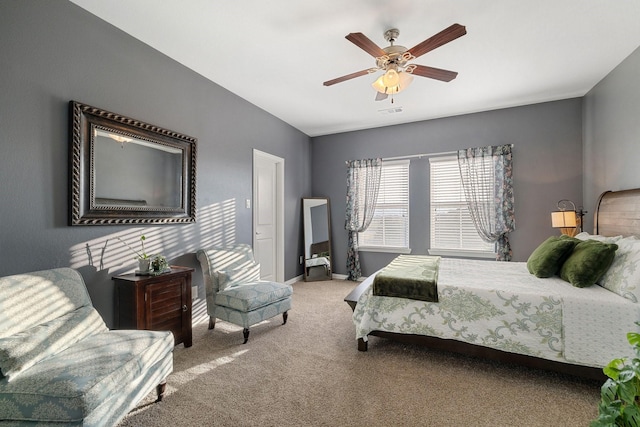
(119, 279, 601, 427)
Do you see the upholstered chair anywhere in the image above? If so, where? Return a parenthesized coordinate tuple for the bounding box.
(196, 244, 292, 343)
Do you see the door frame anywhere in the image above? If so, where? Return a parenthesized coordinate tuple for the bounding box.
(252, 149, 285, 282)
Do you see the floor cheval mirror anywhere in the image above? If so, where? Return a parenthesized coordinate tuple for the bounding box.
(302, 198, 332, 281)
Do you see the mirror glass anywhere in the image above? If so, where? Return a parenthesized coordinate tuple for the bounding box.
(93, 129, 183, 208)
(302, 198, 332, 281)
(70, 101, 197, 225)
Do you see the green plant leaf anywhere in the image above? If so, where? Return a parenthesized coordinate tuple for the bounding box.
(591, 407, 619, 427)
(618, 379, 639, 405)
(628, 360, 640, 387)
(622, 404, 640, 427)
(593, 325, 640, 427)
(601, 380, 619, 405)
(589, 415, 617, 427)
(604, 359, 625, 380)
(629, 332, 640, 348)
(619, 367, 637, 383)
(600, 399, 622, 417)
(140, 235, 147, 258)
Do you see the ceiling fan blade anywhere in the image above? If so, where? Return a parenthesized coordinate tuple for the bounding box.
(345, 32, 387, 58)
(375, 92, 388, 101)
(323, 69, 373, 86)
(407, 23, 466, 59)
(411, 65, 458, 82)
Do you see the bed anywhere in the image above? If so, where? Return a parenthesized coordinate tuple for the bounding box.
(345, 188, 640, 380)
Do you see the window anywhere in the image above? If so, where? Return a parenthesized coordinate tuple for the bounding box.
(429, 156, 495, 257)
(359, 160, 410, 252)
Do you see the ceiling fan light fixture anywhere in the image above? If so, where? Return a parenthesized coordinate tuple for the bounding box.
(372, 70, 413, 95)
(396, 71, 413, 93)
(372, 75, 386, 93)
(382, 68, 400, 87)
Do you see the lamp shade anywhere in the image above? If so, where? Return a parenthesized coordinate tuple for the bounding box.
(551, 211, 577, 228)
(372, 71, 414, 94)
(382, 68, 400, 87)
(372, 75, 386, 93)
(396, 72, 413, 93)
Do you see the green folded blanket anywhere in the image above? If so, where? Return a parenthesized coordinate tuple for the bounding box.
(373, 255, 440, 302)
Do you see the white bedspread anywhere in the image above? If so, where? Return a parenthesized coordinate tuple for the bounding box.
(305, 256, 330, 268)
(353, 258, 640, 367)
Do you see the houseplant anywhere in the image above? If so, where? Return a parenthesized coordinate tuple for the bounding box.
(117, 235, 150, 272)
(151, 254, 169, 273)
(591, 323, 640, 427)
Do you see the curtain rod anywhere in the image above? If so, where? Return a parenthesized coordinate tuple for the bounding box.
(382, 150, 457, 161)
(382, 144, 514, 162)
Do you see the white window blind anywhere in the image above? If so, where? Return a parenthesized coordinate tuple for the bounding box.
(359, 160, 410, 251)
(429, 156, 495, 256)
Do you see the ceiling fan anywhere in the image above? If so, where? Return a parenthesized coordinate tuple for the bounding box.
(323, 23, 467, 102)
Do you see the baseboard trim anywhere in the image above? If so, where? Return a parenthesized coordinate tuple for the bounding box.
(286, 275, 303, 285)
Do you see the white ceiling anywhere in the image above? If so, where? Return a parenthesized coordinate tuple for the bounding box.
(69, 0, 640, 137)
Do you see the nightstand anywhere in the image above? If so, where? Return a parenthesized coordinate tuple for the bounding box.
(114, 266, 194, 347)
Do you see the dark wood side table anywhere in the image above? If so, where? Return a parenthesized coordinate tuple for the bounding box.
(114, 265, 194, 347)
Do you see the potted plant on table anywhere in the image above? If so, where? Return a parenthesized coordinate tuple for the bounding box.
(151, 254, 169, 274)
(591, 323, 640, 427)
(117, 235, 151, 273)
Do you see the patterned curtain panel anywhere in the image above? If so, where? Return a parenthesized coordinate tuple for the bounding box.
(344, 158, 382, 280)
(457, 144, 515, 261)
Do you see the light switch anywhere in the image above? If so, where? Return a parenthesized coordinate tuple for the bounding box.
(245, 199, 251, 209)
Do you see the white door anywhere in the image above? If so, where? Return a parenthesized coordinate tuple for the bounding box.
(253, 150, 284, 282)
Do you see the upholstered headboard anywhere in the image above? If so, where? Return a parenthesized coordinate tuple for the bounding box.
(310, 240, 330, 256)
(594, 188, 640, 237)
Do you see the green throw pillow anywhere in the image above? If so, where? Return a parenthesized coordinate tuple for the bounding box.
(527, 235, 579, 278)
(559, 239, 618, 288)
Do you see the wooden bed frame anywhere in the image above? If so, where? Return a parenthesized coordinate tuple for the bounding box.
(345, 188, 640, 381)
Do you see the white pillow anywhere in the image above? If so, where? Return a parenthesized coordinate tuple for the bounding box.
(217, 263, 261, 291)
(574, 232, 623, 243)
(598, 236, 640, 302)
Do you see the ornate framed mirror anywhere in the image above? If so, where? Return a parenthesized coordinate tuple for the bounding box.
(69, 101, 197, 225)
(302, 197, 332, 281)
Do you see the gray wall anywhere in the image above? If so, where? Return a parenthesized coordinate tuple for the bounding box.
(583, 46, 640, 232)
(3, 1, 635, 325)
(0, 1, 311, 326)
(312, 99, 584, 275)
